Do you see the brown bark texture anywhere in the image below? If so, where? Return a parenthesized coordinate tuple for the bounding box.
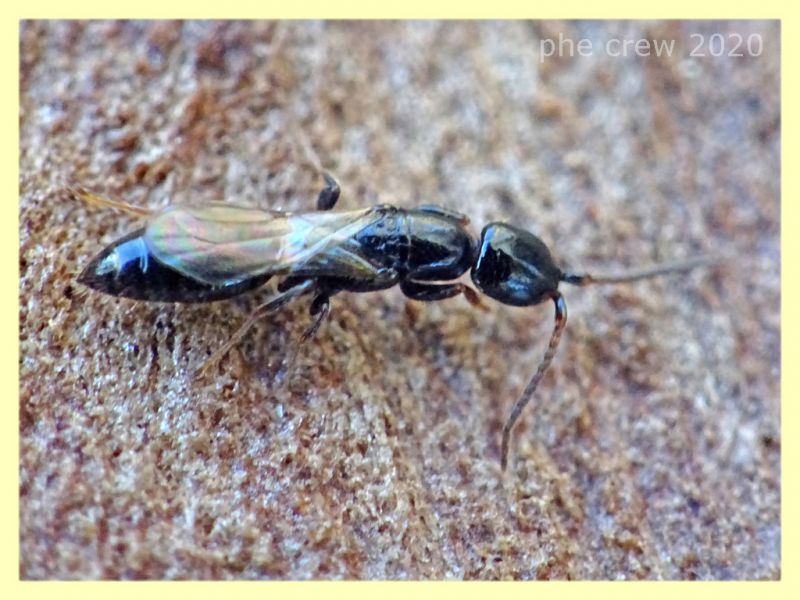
(19, 20, 779, 579)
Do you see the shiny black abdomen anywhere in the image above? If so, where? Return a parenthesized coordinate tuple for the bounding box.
(77, 229, 272, 303)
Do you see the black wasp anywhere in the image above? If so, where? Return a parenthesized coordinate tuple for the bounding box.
(76, 174, 715, 470)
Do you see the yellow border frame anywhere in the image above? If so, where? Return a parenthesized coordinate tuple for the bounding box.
(10, 2, 792, 596)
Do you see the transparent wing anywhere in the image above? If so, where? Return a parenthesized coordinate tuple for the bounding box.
(143, 203, 381, 286)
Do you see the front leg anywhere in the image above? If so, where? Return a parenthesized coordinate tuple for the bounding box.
(400, 280, 487, 310)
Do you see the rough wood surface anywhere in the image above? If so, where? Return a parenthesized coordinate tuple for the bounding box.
(20, 21, 779, 579)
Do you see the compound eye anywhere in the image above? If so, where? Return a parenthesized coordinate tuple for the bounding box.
(470, 223, 562, 307)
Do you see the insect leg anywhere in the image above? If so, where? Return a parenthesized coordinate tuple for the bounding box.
(316, 173, 341, 210)
(501, 292, 567, 472)
(196, 279, 316, 376)
(301, 292, 332, 342)
(293, 126, 341, 210)
(69, 188, 153, 218)
(279, 292, 332, 387)
(400, 280, 488, 311)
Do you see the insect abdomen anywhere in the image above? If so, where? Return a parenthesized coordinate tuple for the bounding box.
(77, 228, 271, 303)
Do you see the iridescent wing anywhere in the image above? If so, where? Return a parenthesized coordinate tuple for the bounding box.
(143, 203, 382, 286)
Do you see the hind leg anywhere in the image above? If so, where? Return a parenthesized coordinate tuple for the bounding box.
(197, 279, 316, 376)
(279, 291, 332, 388)
(301, 293, 331, 341)
(400, 280, 488, 311)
